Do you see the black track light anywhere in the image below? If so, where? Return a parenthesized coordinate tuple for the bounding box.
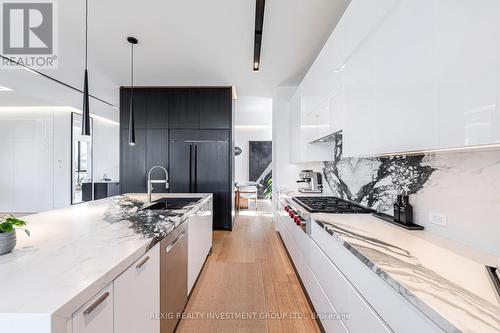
(253, 0, 265, 72)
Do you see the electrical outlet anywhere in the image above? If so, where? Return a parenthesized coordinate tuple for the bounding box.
(429, 212, 447, 227)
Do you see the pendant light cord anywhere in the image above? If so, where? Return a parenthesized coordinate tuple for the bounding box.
(131, 42, 134, 98)
(85, 0, 88, 70)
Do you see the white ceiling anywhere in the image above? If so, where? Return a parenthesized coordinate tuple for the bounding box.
(235, 97, 273, 126)
(1, 0, 349, 115)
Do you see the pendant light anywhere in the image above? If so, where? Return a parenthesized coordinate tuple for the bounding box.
(127, 36, 138, 145)
(81, 0, 91, 136)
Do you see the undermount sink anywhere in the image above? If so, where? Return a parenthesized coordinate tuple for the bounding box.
(143, 197, 201, 211)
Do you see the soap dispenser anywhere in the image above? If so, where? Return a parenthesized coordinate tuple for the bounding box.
(399, 194, 414, 225)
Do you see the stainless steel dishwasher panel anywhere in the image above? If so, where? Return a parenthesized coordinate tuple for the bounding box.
(160, 221, 188, 333)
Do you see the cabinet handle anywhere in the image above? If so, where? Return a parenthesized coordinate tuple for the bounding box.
(194, 145, 198, 192)
(166, 232, 185, 253)
(83, 292, 110, 315)
(135, 256, 150, 269)
(189, 144, 193, 192)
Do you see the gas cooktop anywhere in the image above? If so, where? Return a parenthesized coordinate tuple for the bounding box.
(292, 196, 375, 214)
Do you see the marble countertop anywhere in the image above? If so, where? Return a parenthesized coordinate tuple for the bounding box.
(0, 193, 211, 319)
(313, 213, 500, 333)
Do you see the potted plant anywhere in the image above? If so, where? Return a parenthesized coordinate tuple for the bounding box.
(264, 178, 273, 199)
(0, 215, 30, 255)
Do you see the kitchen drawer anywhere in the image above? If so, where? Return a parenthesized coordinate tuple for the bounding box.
(311, 221, 444, 333)
(286, 219, 310, 279)
(309, 238, 391, 333)
(303, 266, 349, 333)
(72, 283, 113, 333)
(280, 213, 308, 279)
(279, 218, 298, 264)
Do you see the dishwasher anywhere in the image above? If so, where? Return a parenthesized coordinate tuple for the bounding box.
(160, 220, 188, 333)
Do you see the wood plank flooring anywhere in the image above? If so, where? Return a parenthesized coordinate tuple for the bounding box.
(177, 203, 321, 333)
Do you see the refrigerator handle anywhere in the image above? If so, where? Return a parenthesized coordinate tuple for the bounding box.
(194, 145, 198, 193)
(189, 144, 193, 193)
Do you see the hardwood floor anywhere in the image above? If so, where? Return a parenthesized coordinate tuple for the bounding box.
(177, 201, 321, 333)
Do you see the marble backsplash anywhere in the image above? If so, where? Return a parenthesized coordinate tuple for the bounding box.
(318, 137, 500, 257)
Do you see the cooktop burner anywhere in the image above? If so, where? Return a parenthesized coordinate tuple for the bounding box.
(292, 196, 375, 214)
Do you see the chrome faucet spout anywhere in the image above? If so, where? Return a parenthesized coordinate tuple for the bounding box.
(147, 166, 169, 204)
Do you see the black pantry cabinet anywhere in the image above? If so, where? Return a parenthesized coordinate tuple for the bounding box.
(120, 87, 234, 230)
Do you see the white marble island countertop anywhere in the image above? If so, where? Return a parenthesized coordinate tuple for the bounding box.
(313, 213, 500, 333)
(0, 193, 211, 331)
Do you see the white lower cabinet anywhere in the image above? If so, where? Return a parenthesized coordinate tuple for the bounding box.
(188, 199, 213, 294)
(303, 267, 349, 333)
(311, 221, 444, 333)
(72, 283, 114, 333)
(276, 196, 444, 333)
(113, 244, 160, 333)
(308, 239, 391, 333)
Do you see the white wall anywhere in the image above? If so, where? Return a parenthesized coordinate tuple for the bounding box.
(93, 119, 120, 182)
(0, 107, 119, 213)
(0, 108, 71, 213)
(234, 97, 272, 184)
(235, 128, 272, 183)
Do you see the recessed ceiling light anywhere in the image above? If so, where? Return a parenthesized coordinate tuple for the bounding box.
(0, 86, 13, 91)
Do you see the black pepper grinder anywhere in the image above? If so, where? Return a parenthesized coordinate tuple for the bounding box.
(393, 195, 402, 222)
(399, 194, 414, 225)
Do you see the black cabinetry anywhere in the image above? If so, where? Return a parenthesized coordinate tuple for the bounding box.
(199, 88, 232, 129)
(169, 88, 200, 129)
(94, 182, 120, 200)
(169, 130, 231, 229)
(120, 87, 234, 230)
(120, 128, 146, 193)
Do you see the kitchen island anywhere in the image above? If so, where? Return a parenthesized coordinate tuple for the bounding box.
(0, 193, 213, 333)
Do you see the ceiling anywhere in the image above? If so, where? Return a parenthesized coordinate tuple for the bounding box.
(0, 0, 350, 117)
(235, 97, 273, 126)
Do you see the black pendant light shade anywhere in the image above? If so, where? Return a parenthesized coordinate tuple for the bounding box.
(82, 69, 91, 135)
(128, 86, 135, 145)
(127, 36, 138, 146)
(81, 0, 91, 136)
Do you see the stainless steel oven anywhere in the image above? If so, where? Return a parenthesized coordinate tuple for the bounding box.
(281, 198, 312, 234)
(281, 196, 375, 235)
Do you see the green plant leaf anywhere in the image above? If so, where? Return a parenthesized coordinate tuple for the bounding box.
(6, 217, 26, 227)
(0, 216, 29, 234)
(0, 222, 14, 233)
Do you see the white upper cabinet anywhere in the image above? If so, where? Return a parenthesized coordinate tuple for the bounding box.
(344, 0, 440, 156)
(435, 0, 500, 148)
(294, 0, 500, 158)
(289, 90, 333, 163)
